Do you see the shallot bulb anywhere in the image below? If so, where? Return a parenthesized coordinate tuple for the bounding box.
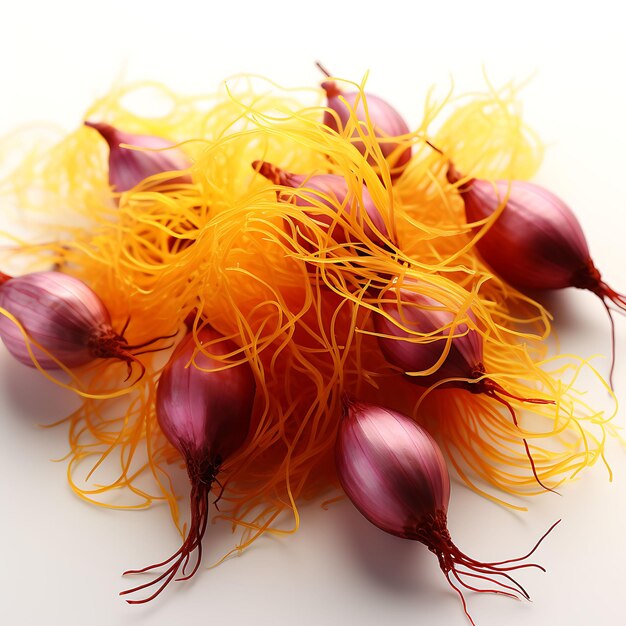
(252, 160, 393, 252)
(121, 325, 255, 603)
(0, 271, 144, 378)
(317, 63, 411, 176)
(375, 287, 483, 385)
(85, 121, 192, 194)
(336, 399, 557, 626)
(447, 164, 626, 385)
(374, 284, 553, 490)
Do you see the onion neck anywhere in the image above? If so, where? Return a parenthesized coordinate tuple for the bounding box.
(321, 80, 341, 99)
(253, 160, 284, 185)
(84, 120, 118, 147)
(446, 162, 474, 192)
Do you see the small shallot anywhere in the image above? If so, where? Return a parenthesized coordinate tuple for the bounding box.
(0, 271, 146, 378)
(317, 62, 411, 176)
(447, 163, 626, 385)
(252, 160, 393, 252)
(374, 283, 553, 490)
(85, 121, 192, 194)
(336, 399, 558, 626)
(121, 324, 256, 603)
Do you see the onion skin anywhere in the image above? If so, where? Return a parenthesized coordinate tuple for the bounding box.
(121, 325, 255, 604)
(336, 399, 556, 626)
(85, 121, 192, 194)
(321, 79, 411, 175)
(0, 271, 133, 371)
(253, 160, 393, 252)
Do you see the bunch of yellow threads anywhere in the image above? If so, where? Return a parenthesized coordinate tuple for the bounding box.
(0, 72, 615, 593)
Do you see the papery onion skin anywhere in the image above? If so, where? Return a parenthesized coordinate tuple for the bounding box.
(85, 121, 192, 194)
(0, 271, 133, 370)
(336, 399, 556, 626)
(320, 77, 411, 174)
(253, 160, 393, 252)
(121, 325, 255, 604)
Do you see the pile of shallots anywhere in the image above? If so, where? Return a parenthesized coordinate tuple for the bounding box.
(0, 69, 620, 625)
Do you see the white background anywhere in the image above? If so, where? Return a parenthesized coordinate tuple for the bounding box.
(1, 1, 626, 625)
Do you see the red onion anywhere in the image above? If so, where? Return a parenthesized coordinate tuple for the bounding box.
(336, 399, 558, 626)
(316, 63, 411, 176)
(121, 325, 256, 603)
(85, 121, 192, 194)
(0, 271, 143, 378)
(447, 163, 626, 385)
(374, 284, 553, 490)
(252, 160, 393, 252)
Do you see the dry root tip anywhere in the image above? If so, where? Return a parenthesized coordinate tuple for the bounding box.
(121, 481, 211, 603)
(481, 380, 559, 495)
(119, 328, 180, 383)
(87, 324, 180, 385)
(125, 328, 179, 351)
(414, 512, 559, 626)
(122, 354, 146, 384)
(589, 278, 626, 391)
